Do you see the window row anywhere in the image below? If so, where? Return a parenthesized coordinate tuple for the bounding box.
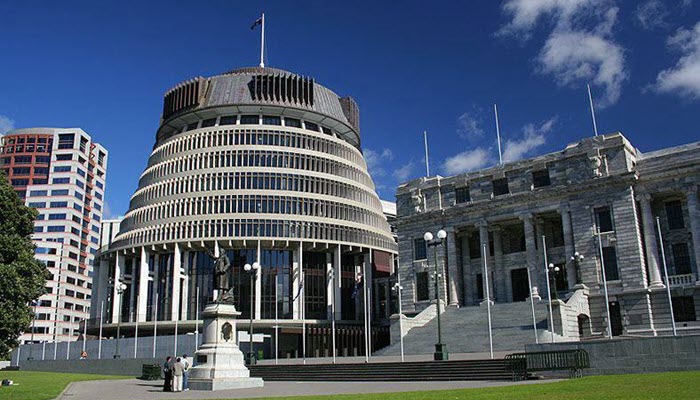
(114, 218, 396, 252)
(124, 193, 388, 231)
(153, 127, 362, 168)
(130, 171, 381, 211)
(142, 147, 370, 189)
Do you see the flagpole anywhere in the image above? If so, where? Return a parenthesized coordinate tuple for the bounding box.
(597, 228, 613, 339)
(152, 292, 159, 359)
(423, 131, 430, 177)
(587, 84, 599, 136)
(195, 286, 200, 353)
(275, 274, 279, 365)
(494, 104, 503, 164)
(98, 301, 104, 359)
(259, 13, 265, 68)
(656, 217, 677, 336)
(331, 266, 337, 364)
(483, 244, 494, 359)
(134, 293, 139, 358)
(363, 255, 369, 363)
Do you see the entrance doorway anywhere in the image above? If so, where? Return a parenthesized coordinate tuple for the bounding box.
(609, 301, 623, 336)
(511, 268, 530, 302)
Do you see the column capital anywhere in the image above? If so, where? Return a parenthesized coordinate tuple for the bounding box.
(475, 219, 488, 229)
(683, 184, 699, 198)
(557, 204, 570, 214)
(635, 191, 652, 202)
(518, 212, 534, 222)
(491, 224, 502, 233)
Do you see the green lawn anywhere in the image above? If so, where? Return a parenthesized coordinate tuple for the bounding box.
(0, 371, 128, 400)
(225, 371, 700, 400)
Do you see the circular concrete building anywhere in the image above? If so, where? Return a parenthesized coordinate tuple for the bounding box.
(91, 66, 397, 358)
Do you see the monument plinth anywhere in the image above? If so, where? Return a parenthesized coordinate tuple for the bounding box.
(188, 302, 264, 391)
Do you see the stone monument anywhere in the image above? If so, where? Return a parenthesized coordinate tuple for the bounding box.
(188, 248, 264, 391)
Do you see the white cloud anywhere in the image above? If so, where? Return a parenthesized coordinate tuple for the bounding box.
(503, 117, 556, 162)
(0, 115, 15, 135)
(635, 1, 669, 30)
(443, 148, 492, 175)
(393, 161, 417, 182)
(363, 147, 394, 178)
(498, 0, 627, 106)
(456, 110, 484, 141)
(654, 22, 700, 98)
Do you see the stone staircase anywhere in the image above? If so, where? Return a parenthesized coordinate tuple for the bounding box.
(377, 300, 566, 356)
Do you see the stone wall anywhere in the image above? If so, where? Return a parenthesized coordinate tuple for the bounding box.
(525, 335, 700, 375)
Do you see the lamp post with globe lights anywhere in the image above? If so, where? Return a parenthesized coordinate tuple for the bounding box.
(424, 229, 448, 361)
(114, 281, 127, 359)
(392, 281, 405, 362)
(571, 252, 585, 287)
(243, 262, 260, 365)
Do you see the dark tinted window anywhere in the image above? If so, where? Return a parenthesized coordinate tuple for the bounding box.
(672, 296, 696, 322)
(219, 116, 237, 126)
(602, 246, 619, 281)
(284, 118, 302, 128)
(413, 238, 427, 260)
(455, 187, 470, 203)
(672, 242, 691, 274)
(666, 200, 684, 230)
(201, 118, 217, 128)
(240, 115, 259, 125)
(262, 116, 281, 126)
(532, 169, 551, 188)
(416, 272, 429, 301)
(493, 178, 509, 196)
(595, 206, 614, 232)
(305, 121, 319, 132)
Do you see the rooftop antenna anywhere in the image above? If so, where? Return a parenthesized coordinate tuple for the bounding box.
(587, 84, 599, 136)
(494, 104, 503, 164)
(251, 13, 265, 68)
(424, 130, 430, 177)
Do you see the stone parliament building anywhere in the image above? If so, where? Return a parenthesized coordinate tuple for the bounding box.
(395, 133, 699, 341)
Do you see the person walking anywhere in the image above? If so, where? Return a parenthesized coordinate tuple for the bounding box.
(162, 356, 172, 392)
(172, 357, 185, 392)
(181, 354, 191, 391)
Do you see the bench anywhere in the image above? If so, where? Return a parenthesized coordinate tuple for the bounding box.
(505, 349, 589, 381)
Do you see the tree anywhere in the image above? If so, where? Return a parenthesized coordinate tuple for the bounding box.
(0, 172, 47, 359)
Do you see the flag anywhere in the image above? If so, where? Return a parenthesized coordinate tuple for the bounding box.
(293, 279, 304, 302)
(351, 276, 363, 299)
(251, 16, 263, 30)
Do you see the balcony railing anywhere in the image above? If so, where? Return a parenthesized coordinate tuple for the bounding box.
(668, 273, 696, 287)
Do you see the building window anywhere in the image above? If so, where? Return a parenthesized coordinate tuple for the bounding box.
(455, 187, 471, 203)
(672, 243, 691, 275)
(219, 115, 237, 126)
(304, 121, 319, 132)
(595, 206, 614, 233)
(201, 118, 217, 128)
(52, 178, 70, 184)
(415, 271, 429, 301)
(58, 133, 75, 149)
(413, 238, 427, 260)
(532, 169, 551, 188)
(262, 115, 281, 126)
(602, 246, 619, 281)
(284, 118, 302, 128)
(56, 154, 72, 161)
(672, 296, 696, 322)
(665, 200, 685, 230)
(492, 178, 509, 196)
(240, 115, 259, 125)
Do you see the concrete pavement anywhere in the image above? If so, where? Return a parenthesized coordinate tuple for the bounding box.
(57, 378, 557, 400)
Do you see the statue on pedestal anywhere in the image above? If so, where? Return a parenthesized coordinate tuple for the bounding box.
(205, 247, 235, 304)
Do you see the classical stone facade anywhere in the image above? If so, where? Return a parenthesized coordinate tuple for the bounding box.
(396, 133, 700, 338)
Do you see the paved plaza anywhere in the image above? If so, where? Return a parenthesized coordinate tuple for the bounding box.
(57, 378, 556, 400)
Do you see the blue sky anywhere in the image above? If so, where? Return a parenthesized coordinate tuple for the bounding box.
(1, 0, 699, 217)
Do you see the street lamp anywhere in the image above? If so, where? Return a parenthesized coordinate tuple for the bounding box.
(392, 282, 404, 362)
(544, 261, 559, 343)
(571, 252, 584, 286)
(547, 263, 560, 301)
(243, 261, 260, 365)
(424, 229, 448, 361)
(113, 281, 127, 359)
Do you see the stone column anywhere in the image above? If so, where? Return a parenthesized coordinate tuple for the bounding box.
(559, 206, 577, 289)
(128, 258, 136, 322)
(326, 252, 334, 320)
(334, 245, 343, 319)
(477, 220, 491, 302)
(111, 252, 124, 323)
(255, 242, 262, 320)
(181, 251, 189, 319)
(137, 247, 149, 322)
(685, 186, 700, 279)
(446, 228, 461, 306)
(460, 234, 472, 305)
(492, 226, 505, 302)
(171, 243, 182, 321)
(638, 194, 664, 288)
(292, 243, 303, 319)
(521, 213, 540, 295)
(152, 253, 160, 320)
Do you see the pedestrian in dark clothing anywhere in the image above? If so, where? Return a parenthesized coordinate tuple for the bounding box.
(162, 356, 172, 392)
